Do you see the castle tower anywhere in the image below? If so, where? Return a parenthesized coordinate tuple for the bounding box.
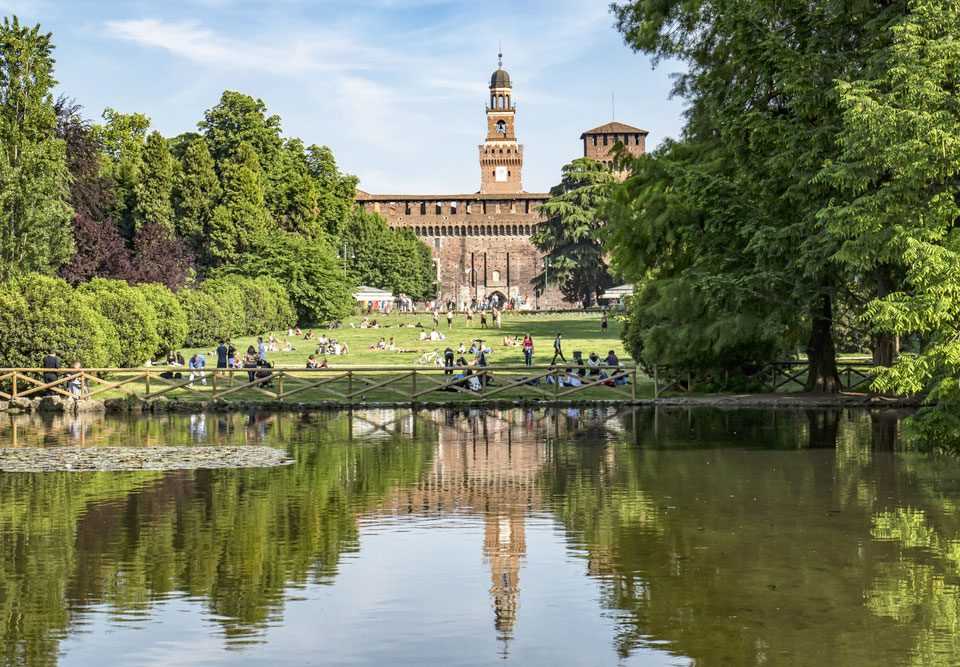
(480, 52, 523, 194)
(581, 121, 649, 180)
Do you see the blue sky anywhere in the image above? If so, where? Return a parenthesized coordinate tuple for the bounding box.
(4, 0, 686, 194)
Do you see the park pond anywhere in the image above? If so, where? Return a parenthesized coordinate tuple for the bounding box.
(0, 406, 957, 666)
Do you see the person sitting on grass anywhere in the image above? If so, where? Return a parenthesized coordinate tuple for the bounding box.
(295, 326, 303, 337)
(606, 350, 628, 385)
(457, 342, 466, 355)
(587, 352, 607, 379)
(370, 337, 387, 351)
(283, 339, 295, 352)
(306, 354, 328, 369)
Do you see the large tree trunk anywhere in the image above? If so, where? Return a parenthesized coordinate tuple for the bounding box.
(871, 266, 900, 367)
(806, 294, 842, 393)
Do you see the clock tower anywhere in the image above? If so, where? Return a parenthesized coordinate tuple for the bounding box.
(479, 53, 523, 194)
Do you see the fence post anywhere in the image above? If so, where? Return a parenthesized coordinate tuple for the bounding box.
(347, 370, 353, 398)
(211, 370, 217, 398)
(653, 366, 659, 399)
(631, 366, 637, 401)
(144, 369, 151, 398)
(278, 372, 284, 401)
(11, 373, 17, 399)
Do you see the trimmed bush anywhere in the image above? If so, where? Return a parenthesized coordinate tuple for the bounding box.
(136, 283, 188, 357)
(198, 277, 246, 338)
(77, 278, 160, 367)
(178, 288, 231, 347)
(234, 275, 296, 333)
(0, 274, 115, 368)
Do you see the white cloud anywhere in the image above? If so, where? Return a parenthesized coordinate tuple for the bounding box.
(103, 19, 369, 75)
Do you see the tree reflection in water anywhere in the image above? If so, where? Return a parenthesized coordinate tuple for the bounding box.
(0, 407, 958, 666)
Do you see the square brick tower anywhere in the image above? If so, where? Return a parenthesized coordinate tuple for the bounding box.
(480, 52, 523, 194)
(581, 122, 648, 180)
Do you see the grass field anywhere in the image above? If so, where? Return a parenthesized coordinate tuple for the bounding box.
(179, 311, 630, 369)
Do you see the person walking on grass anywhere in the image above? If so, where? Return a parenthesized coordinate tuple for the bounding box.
(257, 336, 267, 362)
(601, 311, 609, 335)
(480, 311, 488, 329)
(446, 309, 454, 329)
(551, 333, 566, 365)
(522, 334, 534, 367)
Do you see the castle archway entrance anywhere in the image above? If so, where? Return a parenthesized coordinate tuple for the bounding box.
(488, 291, 508, 308)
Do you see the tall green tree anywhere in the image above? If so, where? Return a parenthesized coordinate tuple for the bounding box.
(208, 142, 273, 266)
(133, 131, 174, 232)
(306, 144, 358, 238)
(820, 0, 960, 445)
(609, 0, 907, 391)
(94, 108, 150, 237)
(0, 17, 73, 280)
(533, 158, 617, 306)
(174, 138, 221, 259)
(341, 209, 435, 300)
(268, 138, 322, 237)
(199, 91, 282, 174)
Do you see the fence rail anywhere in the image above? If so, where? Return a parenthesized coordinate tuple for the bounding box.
(0, 364, 639, 406)
(653, 360, 877, 397)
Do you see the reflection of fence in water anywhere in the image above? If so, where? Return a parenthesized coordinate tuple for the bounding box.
(0, 365, 639, 406)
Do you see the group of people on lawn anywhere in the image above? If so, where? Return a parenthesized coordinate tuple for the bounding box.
(436, 332, 628, 392)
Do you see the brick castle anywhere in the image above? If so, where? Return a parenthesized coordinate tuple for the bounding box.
(357, 55, 647, 308)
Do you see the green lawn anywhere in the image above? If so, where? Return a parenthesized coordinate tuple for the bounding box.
(179, 311, 629, 369)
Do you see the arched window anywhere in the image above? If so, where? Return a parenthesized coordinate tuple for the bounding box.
(420, 202, 426, 215)
(512, 225, 518, 235)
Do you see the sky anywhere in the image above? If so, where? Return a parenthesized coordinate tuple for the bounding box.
(3, 0, 687, 194)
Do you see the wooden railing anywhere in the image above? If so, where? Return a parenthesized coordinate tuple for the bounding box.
(0, 364, 640, 406)
(653, 360, 877, 396)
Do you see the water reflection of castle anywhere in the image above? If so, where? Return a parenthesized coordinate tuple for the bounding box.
(371, 409, 550, 651)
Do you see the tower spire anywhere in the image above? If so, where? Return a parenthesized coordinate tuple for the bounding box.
(498, 42, 502, 68)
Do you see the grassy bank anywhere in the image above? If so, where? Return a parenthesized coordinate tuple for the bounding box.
(178, 311, 629, 369)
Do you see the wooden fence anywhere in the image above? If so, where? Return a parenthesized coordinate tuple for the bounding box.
(0, 364, 639, 406)
(653, 360, 877, 397)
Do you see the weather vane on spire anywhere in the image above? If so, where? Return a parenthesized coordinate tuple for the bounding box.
(498, 41, 503, 68)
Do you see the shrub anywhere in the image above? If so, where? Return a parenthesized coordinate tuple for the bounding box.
(198, 277, 246, 338)
(177, 288, 231, 347)
(234, 275, 296, 333)
(136, 283, 188, 357)
(0, 274, 115, 368)
(77, 278, 160, 367)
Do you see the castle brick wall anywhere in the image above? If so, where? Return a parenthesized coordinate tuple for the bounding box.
(359, 195, 565, 308)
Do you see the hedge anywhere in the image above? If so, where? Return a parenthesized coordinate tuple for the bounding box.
(178, 288, 231, 347)
(136, 283, 188, 356)
(78, 278, 161, 367)
(0, 274, 116, 368)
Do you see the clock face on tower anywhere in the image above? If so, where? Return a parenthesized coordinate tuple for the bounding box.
(495, 166, 508, 182)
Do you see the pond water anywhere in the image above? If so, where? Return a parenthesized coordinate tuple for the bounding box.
(0, 407, 958, 666)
